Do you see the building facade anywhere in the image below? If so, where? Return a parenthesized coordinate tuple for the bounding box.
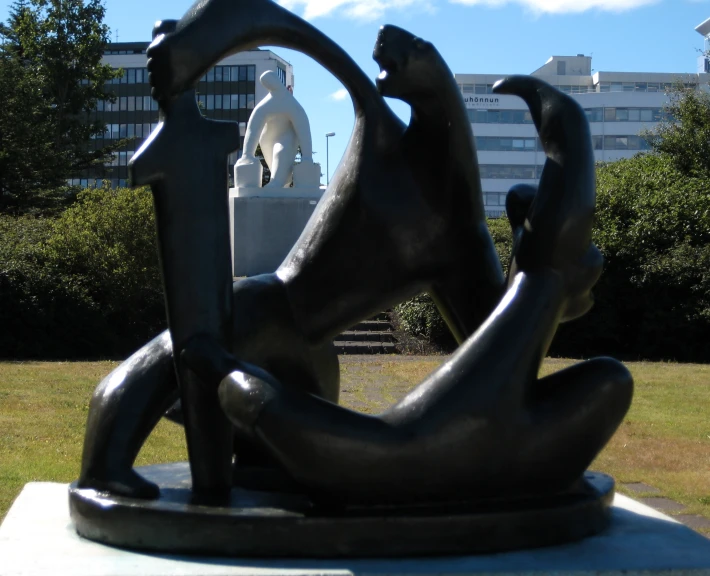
(73, 42, 294, 188)
(458, 51, 710, 218)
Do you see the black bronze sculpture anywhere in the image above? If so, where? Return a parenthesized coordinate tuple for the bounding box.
(70, 0, 633, 558)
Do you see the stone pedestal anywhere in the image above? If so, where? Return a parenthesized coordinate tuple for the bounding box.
(228, 194, 323, 277)
(3, 482, 710, 575)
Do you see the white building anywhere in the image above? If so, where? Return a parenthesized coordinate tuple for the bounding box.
(458, 23, 710, 218)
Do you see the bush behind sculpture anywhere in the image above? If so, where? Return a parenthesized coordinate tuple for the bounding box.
(0, 186, 164, 358)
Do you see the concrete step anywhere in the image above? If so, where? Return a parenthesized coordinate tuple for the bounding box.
(350, 319, 393, 332)
(333, 341, 397, 355)
(338, 330, 397, 343)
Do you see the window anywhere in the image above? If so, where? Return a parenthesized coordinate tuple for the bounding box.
(207, 68, 215, 82)
(127, 97, 135, 111)
(135, 96, 143, 111)
(240, 94, 246, 108)
(128, 69, 136, 84)
(247, 94, 255, 109)
(479, 165, 541, 179)
(127, 124, 134, 138)
(231, 94, 239, 109)
(215, 67, 223, 82)
(231, 66, 239, 82)
(136, 124, 143, 138)
(120, 97, 127, 111)
(207, 95, 214, 110)
(215, 95, 222, 109)
(467, 109, 534, 124)
(248, 66, 255, 81)
(241, 66, 249, 81)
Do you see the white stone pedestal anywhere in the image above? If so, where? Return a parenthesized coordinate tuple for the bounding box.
(228, 193, 323, 277)
(3, 482, 710, 576)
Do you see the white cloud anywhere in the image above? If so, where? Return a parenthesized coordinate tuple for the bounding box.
(329, 88, 350, 100)
(279, 0, 434, 21)
(449, 0, 659, 13)
(279, 0, 657, 19)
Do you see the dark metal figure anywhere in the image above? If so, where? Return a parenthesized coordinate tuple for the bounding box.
(77, 1, 507, 500)
(70, 0, 634, 555)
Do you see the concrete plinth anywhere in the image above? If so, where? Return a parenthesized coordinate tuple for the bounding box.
(2, 482, 710, 575)
(229, 194, 322, 277)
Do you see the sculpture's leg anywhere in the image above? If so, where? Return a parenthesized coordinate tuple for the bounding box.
(519, 357, 633, 491)
(78, 331, 178, 498)
(264, 136, 298, 188)
(77, 277, 339, 499)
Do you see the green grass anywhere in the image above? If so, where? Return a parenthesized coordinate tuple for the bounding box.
(1, 357, 709, 527)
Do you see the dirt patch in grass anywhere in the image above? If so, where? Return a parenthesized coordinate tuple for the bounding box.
(1, 357, 709, 531)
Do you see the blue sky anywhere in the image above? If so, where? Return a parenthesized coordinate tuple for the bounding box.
(1, 0, 710, 178)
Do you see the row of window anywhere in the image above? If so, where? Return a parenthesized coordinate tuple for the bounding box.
(476, 137, 538, 151)
(468, 107, 669, 125)
(460, 81, 694, 96)
(105, 65, 258, 85)
(197, 93, 255, 110)
(98, 92, 257, 114)
(592, 135, 651, 151)
(475, 135, 650, 152)
(597, 81, 693, 93)
(98, 96, 159, 112)
(584, 107, 670, 123)
(200, 65, 257, 83)
(479, 165, 543, 180)
(98, 121, 249, 141)
(468, 109, 534, 124)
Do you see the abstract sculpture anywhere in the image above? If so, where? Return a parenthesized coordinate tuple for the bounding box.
(69, 0, 633, 558)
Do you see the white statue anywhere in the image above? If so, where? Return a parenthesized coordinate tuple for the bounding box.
(235, 71, 320, 190)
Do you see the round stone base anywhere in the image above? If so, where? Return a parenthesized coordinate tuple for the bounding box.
(69, 463, 615, 558)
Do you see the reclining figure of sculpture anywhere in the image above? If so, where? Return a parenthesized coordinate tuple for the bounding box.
(69, 0, 633, 558)
(234, 70, 321, 190)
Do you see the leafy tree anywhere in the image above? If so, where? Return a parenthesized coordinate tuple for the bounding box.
(0, 0, 121, 213)
(643, 85, 710, 178)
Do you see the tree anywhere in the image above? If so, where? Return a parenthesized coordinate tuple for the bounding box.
(643, 84, 710, 178)
(0, 0, 120, 213)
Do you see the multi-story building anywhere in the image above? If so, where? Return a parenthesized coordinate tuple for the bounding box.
(458, 22, 710, 218)
(72, 42, 294, 188)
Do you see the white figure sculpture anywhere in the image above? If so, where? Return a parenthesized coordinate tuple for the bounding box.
(235, 71, 320, 190)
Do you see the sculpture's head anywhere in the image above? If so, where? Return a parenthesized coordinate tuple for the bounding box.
(260, 70, 288, 95)
(372, 25, 438, 102)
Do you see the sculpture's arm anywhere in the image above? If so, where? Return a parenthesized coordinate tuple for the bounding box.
(239, 105, 267, 161)
(290, 105, 313, 162)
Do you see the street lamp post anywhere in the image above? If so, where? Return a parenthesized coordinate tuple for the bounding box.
(325, 132, 335, 186)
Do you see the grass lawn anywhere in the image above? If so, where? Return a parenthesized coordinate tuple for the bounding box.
(1, 357, 709, 527)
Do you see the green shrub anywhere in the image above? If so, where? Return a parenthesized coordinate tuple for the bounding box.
(0, 215, 110, 357)
(394, 293, 451, 345)
(0, 186, 165, 358)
